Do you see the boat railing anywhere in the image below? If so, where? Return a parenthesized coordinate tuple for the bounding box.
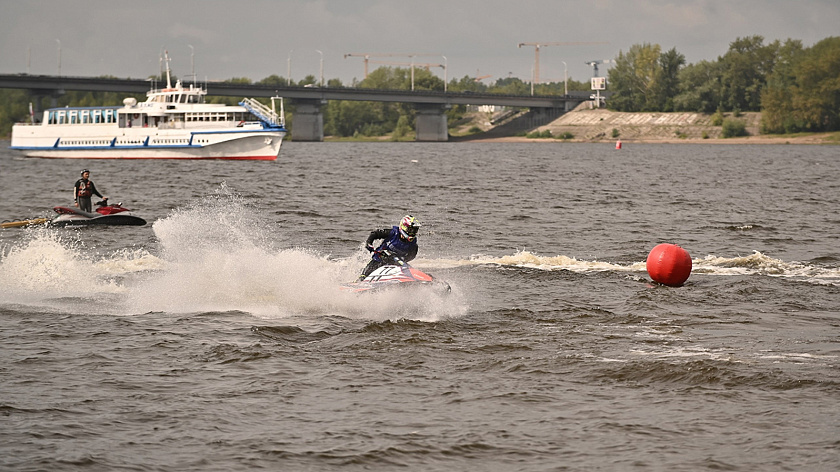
(239, 98, 284, 127)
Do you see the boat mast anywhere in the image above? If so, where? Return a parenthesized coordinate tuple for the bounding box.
(164, 50, 173, 89)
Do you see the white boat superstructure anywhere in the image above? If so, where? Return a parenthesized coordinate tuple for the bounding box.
(11, 56, 286, 160)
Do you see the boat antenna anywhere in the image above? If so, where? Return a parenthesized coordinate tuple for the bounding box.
(164, 50, 172, 89)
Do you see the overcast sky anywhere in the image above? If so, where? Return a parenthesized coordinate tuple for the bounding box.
(1, 0, 838, 87)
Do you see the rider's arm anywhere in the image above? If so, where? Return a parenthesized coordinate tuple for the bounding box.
(89, 181, 104, 198)
(365, 228, 391, 247)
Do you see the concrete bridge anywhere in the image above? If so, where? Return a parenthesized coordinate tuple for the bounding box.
(0, 74, 588, 141)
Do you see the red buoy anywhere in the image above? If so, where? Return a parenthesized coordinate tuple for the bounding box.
(646, 243, 692, 286)
(615, 139, 622, 149)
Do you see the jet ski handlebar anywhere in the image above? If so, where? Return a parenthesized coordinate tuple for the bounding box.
(369, 248, 407, 266)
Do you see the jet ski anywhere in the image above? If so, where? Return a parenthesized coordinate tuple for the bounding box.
(341, 250, 451, 295)
(50, 198, 146, 227)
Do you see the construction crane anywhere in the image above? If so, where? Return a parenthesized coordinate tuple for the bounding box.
(344, 53, 439, 78)
(364, 60, 446, 91)
(368, 60, 445, 72)
(472, 69, 492, 82)
(517, 41, 608, 84)
(585, 59, 614, 77)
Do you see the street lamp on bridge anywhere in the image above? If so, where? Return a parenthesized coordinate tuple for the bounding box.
(56, 39, 61, 77)
(316, 49, 324, 87)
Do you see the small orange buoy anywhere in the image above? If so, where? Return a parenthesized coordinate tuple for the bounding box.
(646, 243, 692, 286)
(615, 139, 622, 149)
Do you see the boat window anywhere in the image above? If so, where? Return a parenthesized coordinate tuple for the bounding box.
(93, 110, 102, 124)
(81, 110, 90, 124)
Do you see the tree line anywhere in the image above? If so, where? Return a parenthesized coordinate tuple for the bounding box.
(607, 35, 840, 134)
(1, 35, 837, 138)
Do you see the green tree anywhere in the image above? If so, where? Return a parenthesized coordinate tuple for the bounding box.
(673, 60, 724, 112)
(790, 36, 840, 132)
(0, 89, 30, 136)
(325, 100, 386, 137)
(298, 74, 317, 87)
(392, 115, 412, 140)
(718, 36, 779, 111)
(652, 47, 686, 111)
(760, 39, 805, 133)
(257, 74, 288, 86)
(491, 77, 525, 94)
(448, 75, 488, 93)
(607, 43, 663, 111)
(721, 117, 748, 137)
(760, 37, 840, 134)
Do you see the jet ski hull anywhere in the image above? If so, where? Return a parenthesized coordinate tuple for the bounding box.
(341, 264, 450, 295)
(51, 202, 147, 227)
(51, 214, 147, 227)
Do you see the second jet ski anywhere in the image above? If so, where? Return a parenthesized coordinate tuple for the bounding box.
(50, 198, 146, 227)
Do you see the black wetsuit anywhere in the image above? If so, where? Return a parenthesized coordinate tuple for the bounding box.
(74, 178, 103, 212)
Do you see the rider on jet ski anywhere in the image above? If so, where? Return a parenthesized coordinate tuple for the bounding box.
(74, 169, 106, 213)
(359, 215, 420, 280)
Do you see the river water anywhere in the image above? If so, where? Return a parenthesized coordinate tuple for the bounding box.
(1, 141, 839, 471)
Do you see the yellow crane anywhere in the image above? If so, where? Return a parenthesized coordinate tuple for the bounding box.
(517, 41, 608, 84)
(344, 53, 439, 78)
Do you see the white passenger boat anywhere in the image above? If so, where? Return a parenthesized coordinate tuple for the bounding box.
(10, 57, 286, 160)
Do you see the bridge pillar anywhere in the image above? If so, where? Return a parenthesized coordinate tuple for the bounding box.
(414, 103, 450, 142)
(528, 107, 565, 127)
(291, 99, 324, 142)
(26, 89, 64, 123)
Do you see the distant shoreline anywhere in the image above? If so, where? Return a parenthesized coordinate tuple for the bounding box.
(456, 133, 839, 145)
(317, 132, 839, 145)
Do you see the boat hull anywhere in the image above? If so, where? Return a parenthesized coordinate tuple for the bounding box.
(11, 130, 285, 160)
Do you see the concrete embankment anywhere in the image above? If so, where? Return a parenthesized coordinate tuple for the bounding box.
(541, 106, 759, 142)
(462, 104, 837, 144)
